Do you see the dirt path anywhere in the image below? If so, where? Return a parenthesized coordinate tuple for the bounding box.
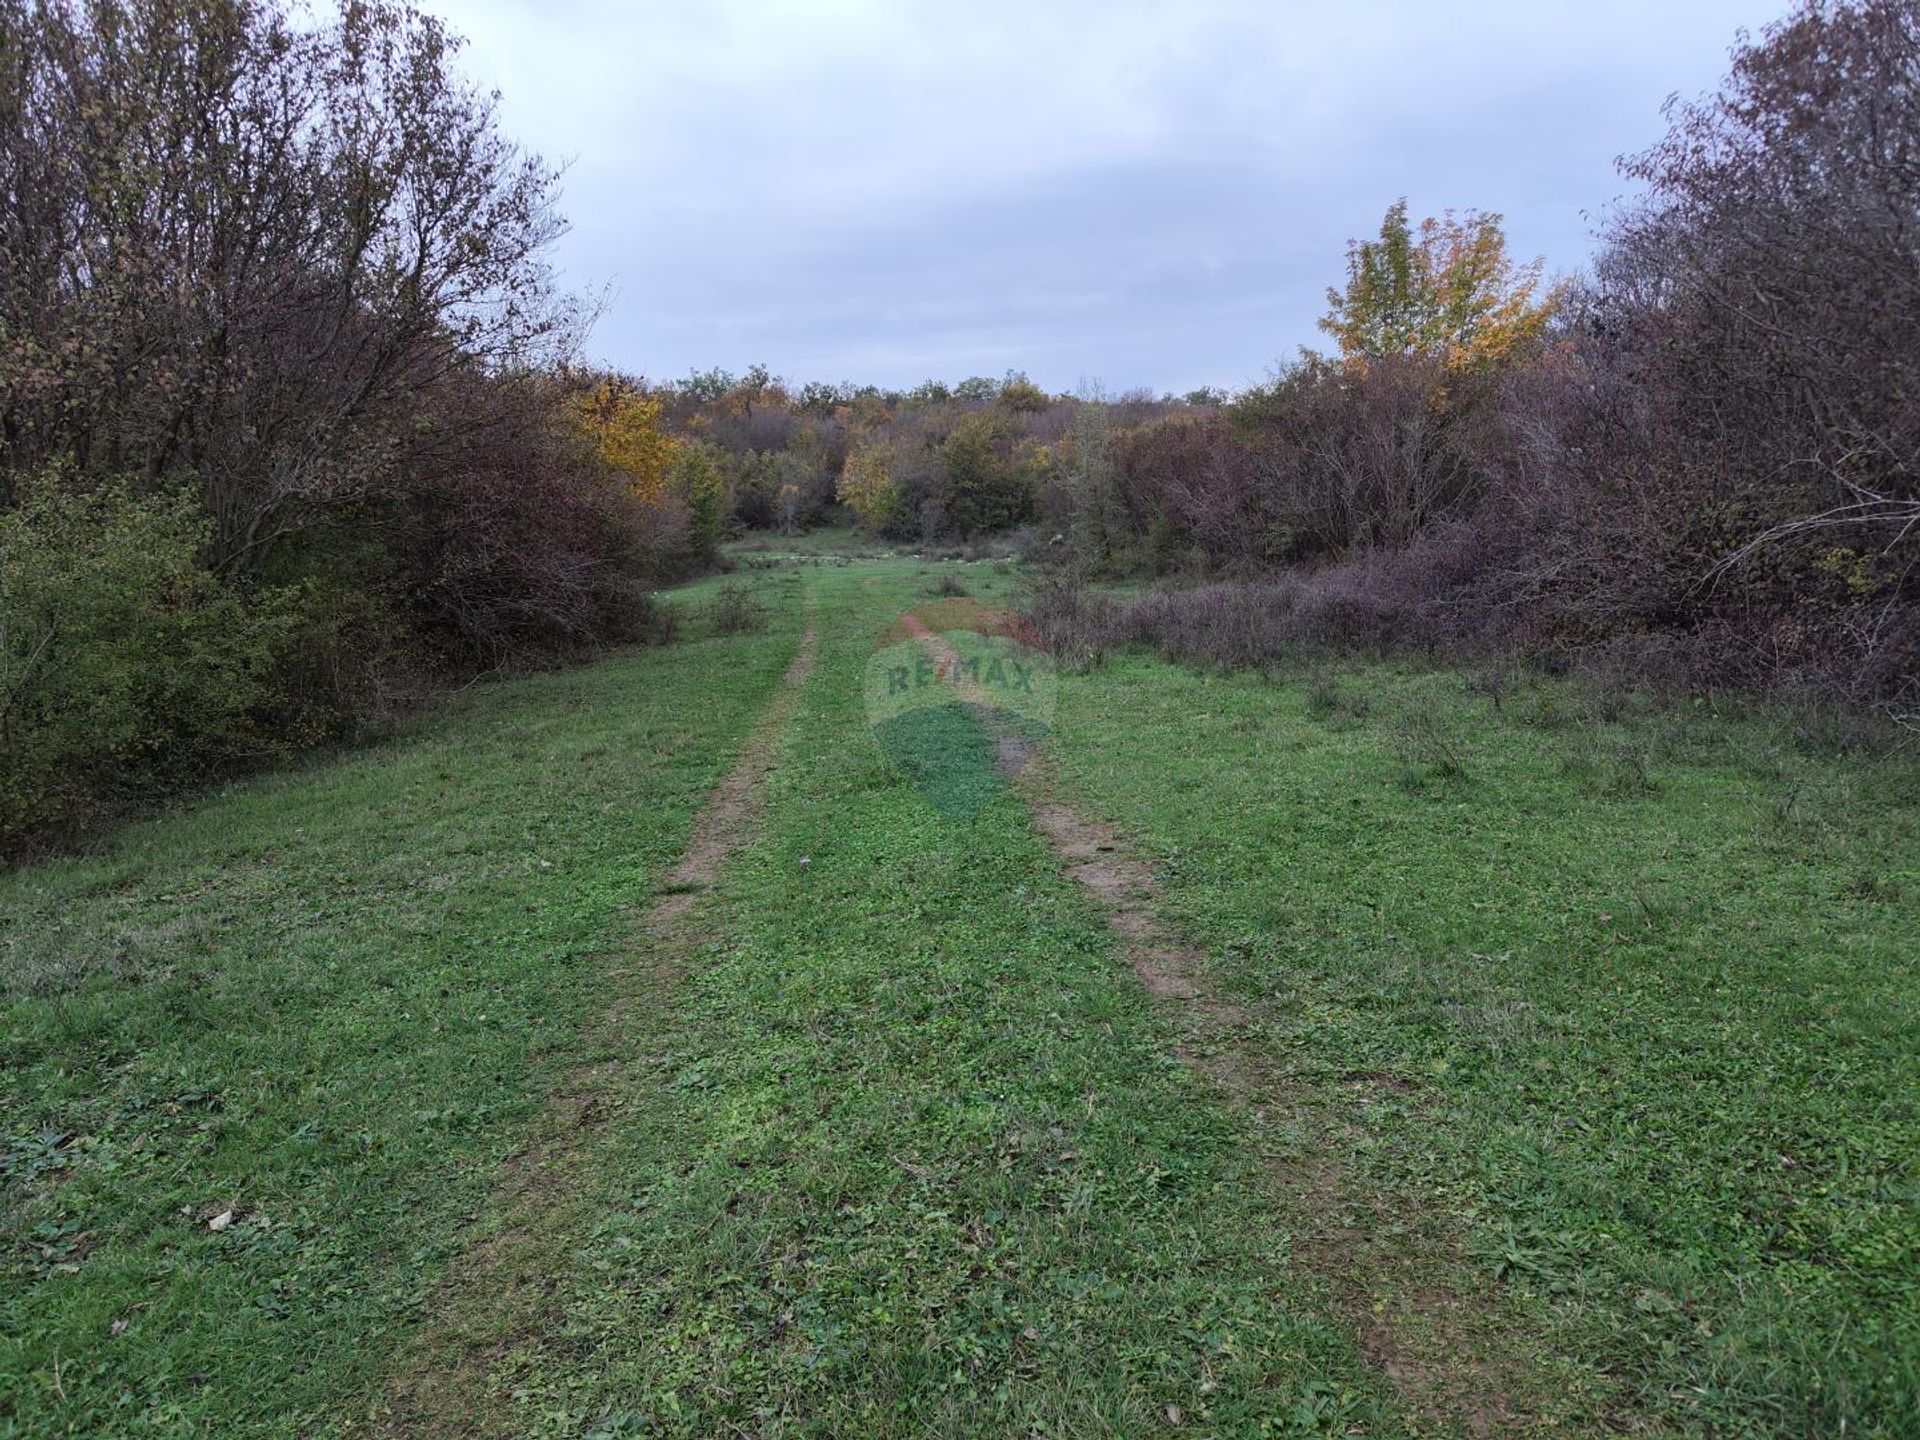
(368, 611, 819, 1438)
(898, 611, 1555, 1437)
(371, 593, 1575, 1436)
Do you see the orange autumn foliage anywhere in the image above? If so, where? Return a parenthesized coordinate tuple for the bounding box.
(1319, 200, 1561, 374)
(569, 377, 679, 503)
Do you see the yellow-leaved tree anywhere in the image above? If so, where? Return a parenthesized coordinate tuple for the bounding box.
(837, 442, 903, 535)
(1319, 200, 1559, 372)
(569, 377, 678, 503)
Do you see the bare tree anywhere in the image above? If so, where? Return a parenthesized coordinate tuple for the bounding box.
(1596, 0, 1920, 590)
(0, 0, 580, 569)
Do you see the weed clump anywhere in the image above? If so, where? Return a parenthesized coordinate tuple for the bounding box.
(706, 582, 769, 636)
(1392, 712, 1470, 789)
(1306, 673, 1372, 723)
(642, 598, 683, 646)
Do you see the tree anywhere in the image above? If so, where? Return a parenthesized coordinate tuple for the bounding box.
(0, 0, 577, 568)
(669, 442, 729, 562)
(998, 371, 1049, 413)
(1592, 0, 1920, 594)
(1318, 201, 1557, 372)
(0, 0, 672, 847)
(1064, 404, 1123, 567)
(939, 413, 1033, 535)
(837, 442, 905, 535)
(797, 380, 848, 415)
(570, 378, 678, 502)
(677, 367, 737, 405)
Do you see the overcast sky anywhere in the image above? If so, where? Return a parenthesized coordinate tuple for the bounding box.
(426, 0, 1785, 395)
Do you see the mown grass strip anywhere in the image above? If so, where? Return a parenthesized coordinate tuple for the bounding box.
(0, 570, 803, 1437)
(372, 606, 820, 1435)
(450, 563, 1413, 1439)
(902, 597, 1605, 1433)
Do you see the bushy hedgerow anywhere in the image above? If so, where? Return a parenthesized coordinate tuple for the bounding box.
(0, 481, 300, 841)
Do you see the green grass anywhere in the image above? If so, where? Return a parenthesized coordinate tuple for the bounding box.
(5, 553, 1916, 1437)
(448, 563, 1406, 1437)
(727, 525, 1025, 567)
(1042, 650, 1920, 1437)
(0, 570, 805, 1436)
(727, 525, 899, 562)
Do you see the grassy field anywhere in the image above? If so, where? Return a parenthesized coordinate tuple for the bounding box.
(0, 571, 804, 1435)
(3, 554, 1915, 1437)
(1042, 642, 1920, 1435)
(429, 562, 1411, 1437)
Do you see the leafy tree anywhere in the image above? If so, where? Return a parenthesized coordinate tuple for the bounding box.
(717, 363, 782, 423)
(1319, 200, 1558, 372)
(677, 367, 737, 405)
(796, 381, 847, 415)
(837, 442, 904, 534)
(998, 371, 1049, 413)
(669, 442, 729, 561)
(939, 413, 1033, 534)
(570, 378, 678, 501)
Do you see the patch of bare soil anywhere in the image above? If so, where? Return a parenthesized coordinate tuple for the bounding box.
(365, 616, 819, 1438)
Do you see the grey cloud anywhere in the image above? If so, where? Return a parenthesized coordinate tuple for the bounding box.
(432, 0, 1786, 392)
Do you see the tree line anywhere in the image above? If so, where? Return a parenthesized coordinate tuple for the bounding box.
(4, 0, 1915, 853)
(616, 0, 1918, 715)
(945, 3, 1917, 715)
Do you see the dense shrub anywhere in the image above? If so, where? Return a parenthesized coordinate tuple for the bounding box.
(1234, 357, 1499, 555)
(733, 448, 828, 533)
(1110, 414, 1260, 569)
(0, 482, 299, 841)
(938, 413, 1036, 536)
(0, 1, 691, 853)
(405, 388, 660, 660)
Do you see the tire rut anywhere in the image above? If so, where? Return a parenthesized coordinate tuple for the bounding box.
(898, 612, 1570, 1437)
(365, 611, 820, 1438)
